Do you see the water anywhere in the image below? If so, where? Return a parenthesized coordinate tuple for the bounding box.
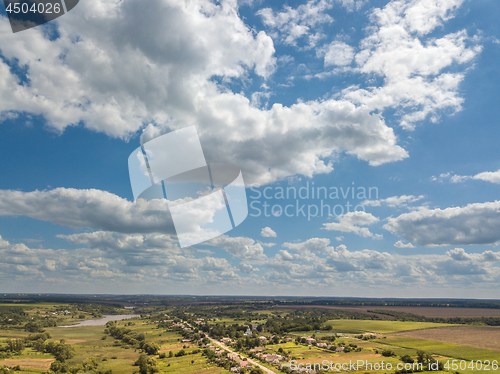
(59, 314, 140, 327)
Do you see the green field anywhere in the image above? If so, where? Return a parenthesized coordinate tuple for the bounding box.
(378, 337, 500, 361)
(1, 318, 233, 374)
(325, 320, 458, 334)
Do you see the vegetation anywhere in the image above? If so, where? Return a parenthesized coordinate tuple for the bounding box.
(0, 296, 499, 374)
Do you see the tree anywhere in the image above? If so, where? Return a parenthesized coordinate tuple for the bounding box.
(250, 368, 264, 374)
(7, 339, 25, 353)
(134, 353, 158, 374)
(400, 355, 414, 364)
(381, 349, 394, 357)
(24, 322, 44, 333)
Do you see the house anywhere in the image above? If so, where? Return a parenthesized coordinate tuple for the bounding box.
(263, 354, 283, 363)
(336, 346, 344, 352)
(304, 337, 316, 345)
(227, 353, 241, 362)
(249, 347, 265, 353)
(221, 337, 232, 344)
(230, 367, 239, 373)
(181, 339, 191, 343)
(258, 336, 267, 343)
(244, 328, 252, 336)
(316, 342, 327, 348)
(239, 361, 252, 368)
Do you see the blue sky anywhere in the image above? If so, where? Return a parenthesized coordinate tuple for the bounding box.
(0, 0, 500, 297)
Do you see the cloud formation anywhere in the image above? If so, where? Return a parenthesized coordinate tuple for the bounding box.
(435, 169, 500, 184)
(0, 0, 479, 185)
(362, 195, 425, 208)
(260, 227, 277, 237)
(384, 201, 500, 246)
(322, 211, 382, 239)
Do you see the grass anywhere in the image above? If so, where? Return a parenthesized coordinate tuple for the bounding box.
(377, 337, 500, 361)
(324, 320, 458, 334)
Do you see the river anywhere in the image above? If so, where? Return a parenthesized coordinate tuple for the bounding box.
(59, 314, 140, 327)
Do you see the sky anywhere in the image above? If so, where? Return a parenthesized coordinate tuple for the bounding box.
(0, 0, 500, 298)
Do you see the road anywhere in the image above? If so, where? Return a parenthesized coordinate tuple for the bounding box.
(182, 320, 278, 374)
(207, 337, 278, 374)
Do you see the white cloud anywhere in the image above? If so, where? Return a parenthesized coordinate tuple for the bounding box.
(434, 169, 500, 185)
(320, 41, 355, 66)
(384, 201, 500, 246)
(260, 227, 277, 237)
(283, 237, 331, 253)
(472, 169, 500, 184)
(345, 0, 481, 130)
(362, 195, 425, 208)
(0, 188, 175, 234)
(239, 263, 257, 273)
(394, 240, 415, 248)
(334, 0, 366, 12)
(0, 233, 499, 295)
(322, 211, 382, 239)
(447, 248, 500, 262)
(257, 0, 333, 46)
(258, 242, 276, 248)
(6, 0, 479, 186)
(0, 0, 482, 190)
(206, 235, 268, 260)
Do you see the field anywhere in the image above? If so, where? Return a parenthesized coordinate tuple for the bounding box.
(377, 337, 500, 361)
(324, 319, 458, 334)
(1, 313, 232, 374)
(2, 298, 500, 374)
(275, 305, 500, 318)
(393, 326, 500, 351)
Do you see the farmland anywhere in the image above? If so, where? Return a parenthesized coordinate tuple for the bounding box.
(275, 305, 500, 318)
(393, 326, 500, 351)
(376, 337, 500, 361)
(324, 320, 459, 334)
(1, 296, 500, 374)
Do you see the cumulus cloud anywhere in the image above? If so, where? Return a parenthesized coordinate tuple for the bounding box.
(394, 240, 416, 249)
(320, 41, 355, 66)
(260, 227, 277, 237)
(283, 237, 331, 253)
(362, 195, 425, 208)
(436, 169, 500, 184)
(344, 0, 481, 130)
(0, 0, 479, 186)
(239, 262, 257, 273)
(1, 233, 499, 294)
(0, 188, 175, 234)
(322, 211, 382, 239)
(447, 248, 500, 262)
(0, 0, 410, 186)
(206, 235, 268, 260)
(384, 201, 500, 246)
(257, 0, 333, 46)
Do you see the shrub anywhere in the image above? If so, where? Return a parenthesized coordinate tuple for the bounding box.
(381, 349, 395, 357)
